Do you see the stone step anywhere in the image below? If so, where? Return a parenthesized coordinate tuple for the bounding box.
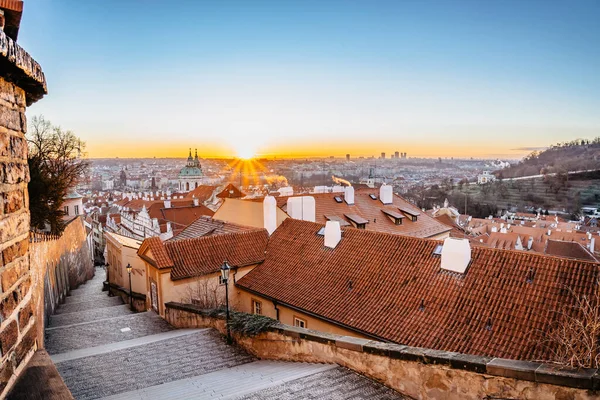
(98, 361, 336, 400)
(55, 329, 256, 400)
(47, 304, 134, 329)
(54, 296, 123, 315)
(52, 328, 205, 363)
(45, 311, 173, 355)
(63, 293, 113, 305)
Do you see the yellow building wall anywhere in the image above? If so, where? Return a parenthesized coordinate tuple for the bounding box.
(234, 288, 370, 339)
(213, 198, 288, 229)
(105, 235, 146, 295)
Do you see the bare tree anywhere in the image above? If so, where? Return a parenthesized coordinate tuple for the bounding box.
(539, 287, 600, 368)
(27, 115, 90, 233)
(183, 279, 224, 309)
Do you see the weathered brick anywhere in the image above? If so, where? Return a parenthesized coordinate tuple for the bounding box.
(1, 162, 27, 184)
(0, 104, 21, 132)
(0, 320, 18, 355)
(1, 238, 27, 267)
(0, 212, 29, 243)
(0, 350, 14, 394)
(0, 131, 9, 157)
(19, 276, 31, 298)
(3, 189, 24, 214)
(12, 85, 26, 108)
(0, 291, 19, 319)
(15, 322, 36, 366)
(9, 135, 26, 159)
(17, 301, 32, 331)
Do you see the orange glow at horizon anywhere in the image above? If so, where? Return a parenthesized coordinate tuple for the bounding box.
(87, 138, 531, 160)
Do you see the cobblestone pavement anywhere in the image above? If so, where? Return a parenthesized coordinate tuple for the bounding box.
(48, 267, 406, 400)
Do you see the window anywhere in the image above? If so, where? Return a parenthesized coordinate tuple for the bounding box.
(63, 206, 69, 216)
(74, 205, 80, 215)
(252, 300, 262, 315)
(294, 317, 307, 329)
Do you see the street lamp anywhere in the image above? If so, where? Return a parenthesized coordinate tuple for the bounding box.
(220, 260, 231, 343)
(126, 263, 133, 310)
(105, 263, 111, 297)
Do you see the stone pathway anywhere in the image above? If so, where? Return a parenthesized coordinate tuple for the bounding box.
(47, 267, 407, 400)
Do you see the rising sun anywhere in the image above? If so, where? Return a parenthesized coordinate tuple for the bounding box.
(234, 143, 257, 160)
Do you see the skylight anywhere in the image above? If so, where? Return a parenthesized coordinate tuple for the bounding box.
(369, 194, 377, 200)
(334, 196, 343, 203)
(432, 244, 443, 256)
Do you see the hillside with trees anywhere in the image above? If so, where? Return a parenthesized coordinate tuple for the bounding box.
(498, 138, 600, 179)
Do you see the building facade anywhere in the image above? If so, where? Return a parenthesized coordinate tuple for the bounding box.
(178, 149, 205, 191)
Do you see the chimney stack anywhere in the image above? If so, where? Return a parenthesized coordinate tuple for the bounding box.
(263, 195, 277, 235)
(379, 184, 393, 205)
(324, 221, 342, 249)
(441, 238, 471, 274)
(193, 196, 199, 207)
(287, 196, 316, 222)
(344, 186, 355, 205)
(164, 198, 171, 209)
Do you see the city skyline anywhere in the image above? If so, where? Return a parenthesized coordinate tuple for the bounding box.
(19, 0, 600, 159)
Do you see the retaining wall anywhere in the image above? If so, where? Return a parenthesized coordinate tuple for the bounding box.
(166, 302, 600, 400)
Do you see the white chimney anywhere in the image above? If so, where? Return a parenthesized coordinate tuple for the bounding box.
(587, 232, 592, 240)
(287, 196, 316, 222)
(491, 226, 498, 233)
(344, 186, 355, 205)
(324, 221, 341, 249)
(590, 238, 595, 253)
(547, 229, 551, 236)
(193, 196, 199, 206)
(441, 238, 471, 274)
(164, 198, 171, 209)
(263, 196, 277, 235)
(379, 184, 393, 205)
(527, 236, 533, 250)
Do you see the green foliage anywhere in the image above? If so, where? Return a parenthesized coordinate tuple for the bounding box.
(227, 311, 277, 337)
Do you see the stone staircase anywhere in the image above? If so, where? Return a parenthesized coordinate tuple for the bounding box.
(45, 267, 406, 400)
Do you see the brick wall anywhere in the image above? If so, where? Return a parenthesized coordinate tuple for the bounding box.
(0, 25, 47, 397)
(0, 76, 35, 396)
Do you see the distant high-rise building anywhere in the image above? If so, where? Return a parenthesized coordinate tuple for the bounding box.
(381, 152, 385, 159)
(346, 154, 350, 161)
(394, 151, 399, 159)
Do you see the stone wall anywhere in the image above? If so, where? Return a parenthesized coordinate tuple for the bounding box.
(0, 24, 47, 397)
(29, 217, 94, 346)
(0, 78, 33, 397)
(165, 303, 600, 400)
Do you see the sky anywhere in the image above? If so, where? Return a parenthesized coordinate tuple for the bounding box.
(18, 0, 600, 159)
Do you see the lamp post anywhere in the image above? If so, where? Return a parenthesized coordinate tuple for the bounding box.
(105, 263, 111, 296)
(220, 260, 231, 343)
(126, 263, 133, 310)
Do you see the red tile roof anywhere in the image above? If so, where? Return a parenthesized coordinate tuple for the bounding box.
(545, 239, 598, 262)
(170, 216, 259, 241)
(266, 189, 450, 238)
(185, 185, 217, 201)
(157, 205, 215, 233)
(237, 219, 600, 361)
(138, 237, 173, 269)
(216, 184, 246, 199)
(163, 230, 269, 280)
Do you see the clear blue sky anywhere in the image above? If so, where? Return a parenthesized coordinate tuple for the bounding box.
(19, 0, 600, 158)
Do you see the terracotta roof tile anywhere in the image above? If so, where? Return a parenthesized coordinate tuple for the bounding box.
(216, 184, 246, 199)
(545, 239, 598, 262)
(166, 230, 269, 280)
(170, 216, 260, 241)
(185, 185, 218, 200)
(139, 237, 173, 269)
(266, 189, 450, 238)
(238, 219, 600, 361)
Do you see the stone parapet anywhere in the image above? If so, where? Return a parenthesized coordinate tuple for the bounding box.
(0, 29, 46, 105)
(165, 302, 600, 399)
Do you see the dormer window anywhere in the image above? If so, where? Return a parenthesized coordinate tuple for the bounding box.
(399, 207, 420, 222)
(381, 209, 404, 225)
(344, 213, 368, 229)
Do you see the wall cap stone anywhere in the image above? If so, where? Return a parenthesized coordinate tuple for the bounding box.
(0, 29, 47, 105)
(164, 302, 599, 391)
